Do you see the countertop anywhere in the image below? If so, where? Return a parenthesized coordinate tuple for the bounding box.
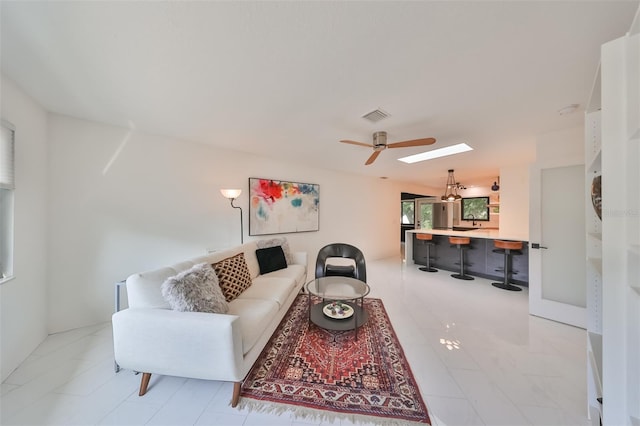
(404, 228, 529, 264)
(407, 228, 529, 242)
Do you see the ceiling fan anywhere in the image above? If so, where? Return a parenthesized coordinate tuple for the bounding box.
(340, 131, 436, 165)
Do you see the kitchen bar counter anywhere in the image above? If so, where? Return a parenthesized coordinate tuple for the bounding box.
(410, 228, 528, 241)
(404, 229, 530, 285)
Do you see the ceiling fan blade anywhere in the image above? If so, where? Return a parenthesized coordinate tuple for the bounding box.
(340, 139, 373, 148)
(387, 137, 436, 148)
(365, 150, 381, 165)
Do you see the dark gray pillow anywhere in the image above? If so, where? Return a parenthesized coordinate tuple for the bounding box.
(255, 246, 288, 275)
(161, 263, 229, 313)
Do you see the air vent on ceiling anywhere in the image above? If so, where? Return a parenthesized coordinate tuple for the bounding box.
(362, 109, 390, 123)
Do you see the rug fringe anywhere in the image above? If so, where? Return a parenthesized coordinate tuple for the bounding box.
(236, 398, 430, 425)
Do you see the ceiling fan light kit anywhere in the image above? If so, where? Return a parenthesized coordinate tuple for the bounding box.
(372, 131, 387, 150)
(339, 131, 436, 165)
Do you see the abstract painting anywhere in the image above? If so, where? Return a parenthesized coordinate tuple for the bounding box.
(249, 178, 319, 236)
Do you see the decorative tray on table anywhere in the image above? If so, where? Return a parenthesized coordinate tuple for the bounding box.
(323, 301, 354, 319)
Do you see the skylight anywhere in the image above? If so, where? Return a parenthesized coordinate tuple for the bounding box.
(397, 143, 473, 164)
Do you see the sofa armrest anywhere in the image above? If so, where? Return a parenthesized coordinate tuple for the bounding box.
(112, 308, 245, 381)
(292, 251, 307, 268)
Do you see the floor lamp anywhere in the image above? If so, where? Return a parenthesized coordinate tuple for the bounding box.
(220, 189, 243, 244)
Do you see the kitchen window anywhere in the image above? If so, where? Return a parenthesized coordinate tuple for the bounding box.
(1, 121, 15, 283)
(461, 196, 490, 221)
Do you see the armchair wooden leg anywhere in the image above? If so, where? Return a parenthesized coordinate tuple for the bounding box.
(139, 373, 151, 396)
(231, 381, 242, 407)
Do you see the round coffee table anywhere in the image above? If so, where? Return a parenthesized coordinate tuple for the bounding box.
(305, 276, 370, 340)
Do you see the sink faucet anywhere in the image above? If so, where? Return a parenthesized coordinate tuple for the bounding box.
(469, 214, 476, 226)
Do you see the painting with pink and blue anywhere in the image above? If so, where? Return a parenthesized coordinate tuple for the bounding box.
(249, 178, 319, 236)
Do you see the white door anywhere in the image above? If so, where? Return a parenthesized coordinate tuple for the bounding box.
(529, 164, 586, 328)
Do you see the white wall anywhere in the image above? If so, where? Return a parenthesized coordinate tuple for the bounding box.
(454, 172, 530, 235)
(0, 75, 49, 381)
(535, 126, 584, 166)
(47, 114, 436, 332)
(493, 126, 584, 244)
(499, 165, 530, 239)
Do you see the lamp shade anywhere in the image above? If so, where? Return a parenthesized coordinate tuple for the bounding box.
(220, 189, 242, 199)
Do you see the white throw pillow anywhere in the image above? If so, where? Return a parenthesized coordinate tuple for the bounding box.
(161, 263, 229, 314)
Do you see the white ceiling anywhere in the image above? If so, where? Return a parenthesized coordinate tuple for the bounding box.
(1, 1, 638, 189)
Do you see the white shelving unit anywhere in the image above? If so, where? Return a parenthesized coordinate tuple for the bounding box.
(585, 104, 603, 424)
(599, 28, 640, 425)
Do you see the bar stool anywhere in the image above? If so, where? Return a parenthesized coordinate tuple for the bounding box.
(491, 240, 523, 291)
(416, 233, 437, 273)
(449, 236, 474, 280)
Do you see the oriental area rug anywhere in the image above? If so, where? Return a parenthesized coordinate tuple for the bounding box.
(239, 295, 431, 425)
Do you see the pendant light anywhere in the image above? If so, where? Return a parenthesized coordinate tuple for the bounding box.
(441, 169, 462, 202)
(491, 177, 500, 192)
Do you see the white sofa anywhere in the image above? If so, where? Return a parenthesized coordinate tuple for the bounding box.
(112, 240, 307, 407)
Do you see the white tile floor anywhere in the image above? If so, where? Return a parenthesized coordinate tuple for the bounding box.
(1, 254, 589, 426)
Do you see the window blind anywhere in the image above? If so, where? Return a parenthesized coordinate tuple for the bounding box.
(0, 122, 15, 189)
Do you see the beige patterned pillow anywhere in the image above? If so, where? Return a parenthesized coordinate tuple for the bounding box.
(212, 252, 253, 302)
(256, 237, 293, 265)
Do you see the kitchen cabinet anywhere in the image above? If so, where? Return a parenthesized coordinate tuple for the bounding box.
(464, 238, 487, 276)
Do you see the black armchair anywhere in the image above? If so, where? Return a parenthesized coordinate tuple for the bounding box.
(315, 243, 366, 283)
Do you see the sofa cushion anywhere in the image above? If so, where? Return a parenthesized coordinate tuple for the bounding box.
(212, 253, 253, 302)
(255, 246, 288, 275)
(201, 242, 261, 279)
(239, 242, 260, 279)
(237, 276, 297, 308)
(169, 260, 197, 274)
(325, 264, 356, 278)
(227, 298, 279, 355)
(161, 263, 229, 314)
(261, 263, 307, 287)
(126, 267, 176, 309)
(256, 237, 293, 265)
